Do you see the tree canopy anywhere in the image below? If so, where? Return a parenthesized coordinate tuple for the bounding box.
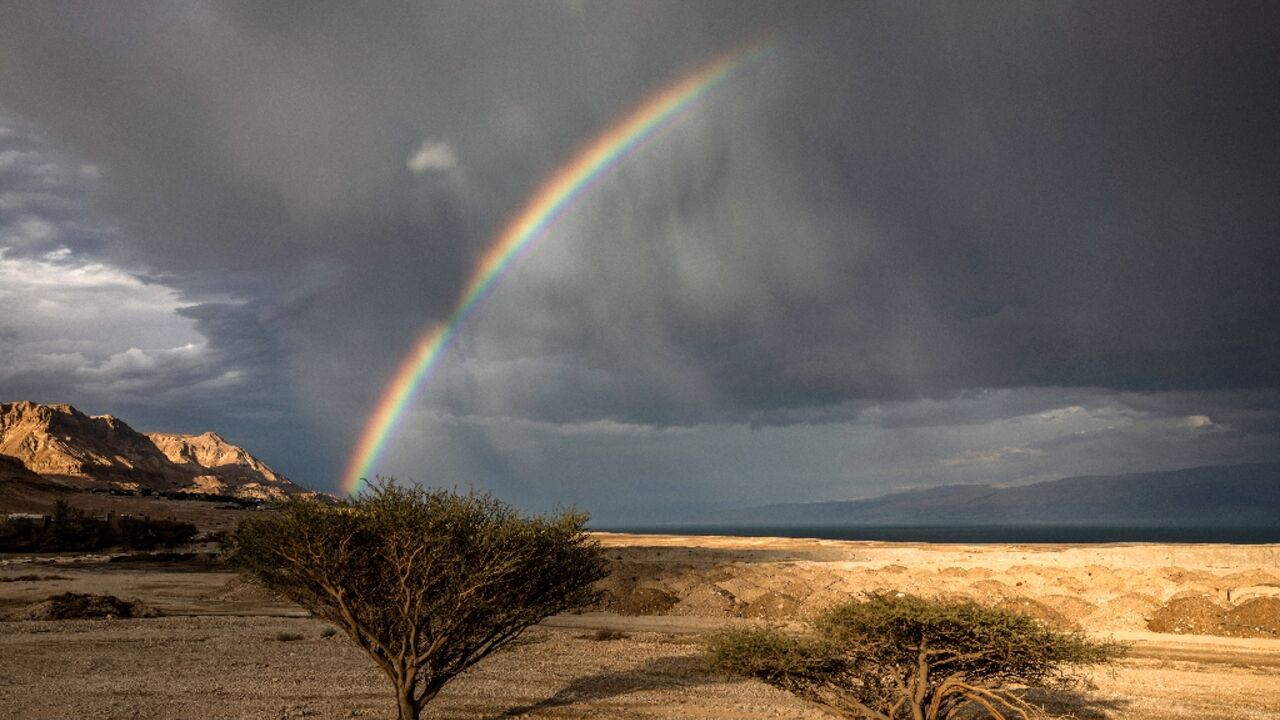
(232, 480, 607, 720)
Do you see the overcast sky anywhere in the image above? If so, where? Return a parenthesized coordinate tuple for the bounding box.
(2, 1, 1278, 522)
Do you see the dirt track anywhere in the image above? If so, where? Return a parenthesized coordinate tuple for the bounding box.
(2, 534, 1279, 719)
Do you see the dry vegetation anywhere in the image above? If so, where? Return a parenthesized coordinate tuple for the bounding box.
(708, 593, 1123, 719)
(231, 482, 607, 720)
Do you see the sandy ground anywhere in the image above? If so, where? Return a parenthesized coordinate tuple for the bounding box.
(2, 534, 1279, 719)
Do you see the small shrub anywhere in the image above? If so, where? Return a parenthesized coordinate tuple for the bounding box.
(707, 592, 1124, 720)
(319, 626, 339, 639)
(590, 628, 630, 641)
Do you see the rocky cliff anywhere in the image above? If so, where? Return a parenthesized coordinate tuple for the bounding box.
(0, 400, 304, 501)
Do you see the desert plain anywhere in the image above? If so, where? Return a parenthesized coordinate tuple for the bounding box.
(3, 531, 1280, 720)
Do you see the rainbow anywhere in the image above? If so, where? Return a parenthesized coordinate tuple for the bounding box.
(342, 36, 774, 495)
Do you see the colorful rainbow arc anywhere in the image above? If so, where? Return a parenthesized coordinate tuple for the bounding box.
(342, 36, 774, 495)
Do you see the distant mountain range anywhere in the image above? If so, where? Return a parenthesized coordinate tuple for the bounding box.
(716, 462, 1280, 526)
(0, 400, 307, 504)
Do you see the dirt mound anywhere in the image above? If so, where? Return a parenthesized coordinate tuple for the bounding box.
(1083, 592, 1160, 631)
(1147, 594, 1280, 638)
(1036, 594, 1097, 624)
(1161, 568, 1215, 585)
(606, 587, 680, 616)
(741, 591, 800, 620)
(6, 592, 160, 621)
(998, 597, 1074, 630)
(1147, 595, 1226, 635)
(969, 579, 1014, 602)
(205, 576, 284, 603)
(1221, 598, 1280, 638)
(673, 585, 742, 616)
(936, 566, 991, 579)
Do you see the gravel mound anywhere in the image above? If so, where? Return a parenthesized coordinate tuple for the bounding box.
(6, 592, 161, 621)
(1221, 598, 1280, 638)
(998, 597, 1074, 630)
(205, 576, 283, 603)
(1083, 592, 1160, 631)
(673, 585, 742, 616)
(741, 591, 800, 619)
(607, 587, 680, 615)
(1147, 595, 1226, 635)
(1037, 594, 1097, 625)
(1146, 594, 1280, 638)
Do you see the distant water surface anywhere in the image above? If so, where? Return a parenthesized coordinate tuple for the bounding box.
(592, 525, 1280, 544)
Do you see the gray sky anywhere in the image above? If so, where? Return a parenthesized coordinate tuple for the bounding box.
(2, 1, 1278, 522)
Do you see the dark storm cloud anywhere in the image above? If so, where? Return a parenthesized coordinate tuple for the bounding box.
(178, 302, 278, 367)
(0, 0, 795, 429)
(446, 1, 1280, 427)
(2, 1, 1278, 499)
(0, 114, 107, 257)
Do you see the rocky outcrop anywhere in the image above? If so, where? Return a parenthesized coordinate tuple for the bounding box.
(0, 401, 305, 500)
(0, 401, 174, 485)
(147, 431, 297, 501)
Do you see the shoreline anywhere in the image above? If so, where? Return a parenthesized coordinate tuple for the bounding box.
(591, 530, 1280, 563)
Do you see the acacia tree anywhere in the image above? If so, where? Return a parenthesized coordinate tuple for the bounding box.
(707, 592, 1124, 720)
(232, 480, 607, 720)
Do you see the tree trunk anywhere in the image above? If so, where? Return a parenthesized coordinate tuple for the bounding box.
(395, 681, 420, 720)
